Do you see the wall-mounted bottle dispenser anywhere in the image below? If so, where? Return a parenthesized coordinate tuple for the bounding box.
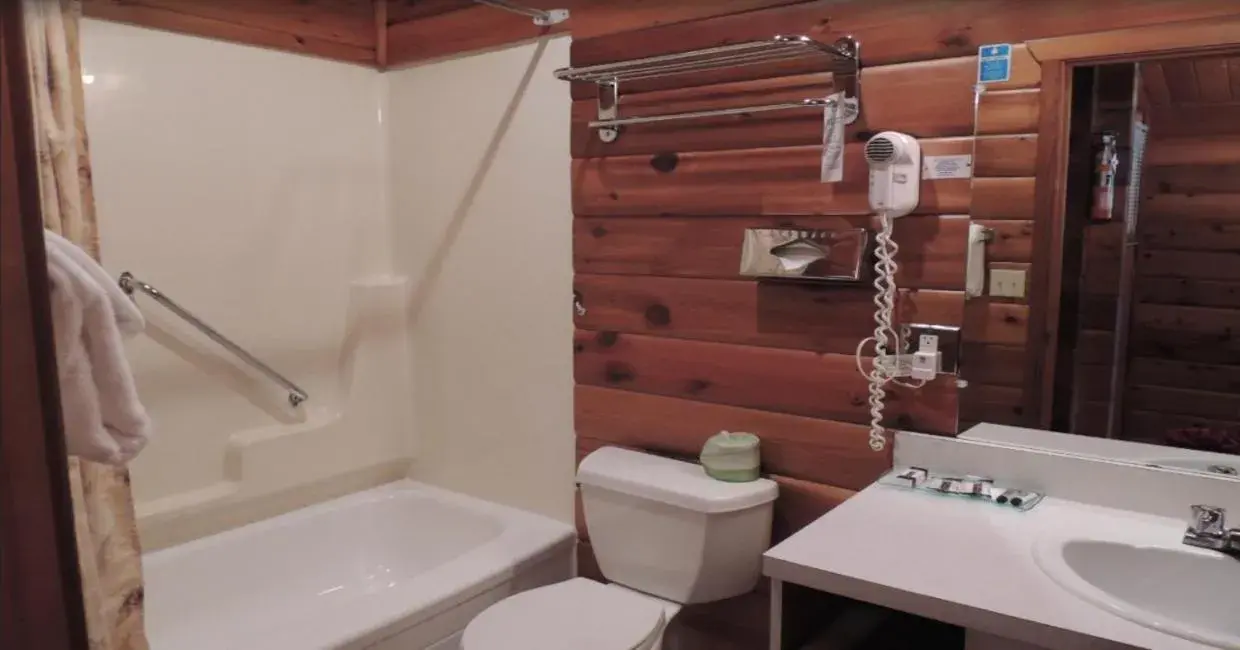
(739, 228, 871, 282)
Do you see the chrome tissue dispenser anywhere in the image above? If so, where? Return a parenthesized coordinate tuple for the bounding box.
(739, 228, 871, 282)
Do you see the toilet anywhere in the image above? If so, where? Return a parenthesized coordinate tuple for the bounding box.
(462, 446, 778, 650)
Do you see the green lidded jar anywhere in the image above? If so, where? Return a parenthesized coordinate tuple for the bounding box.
(699, 431, 762, 482)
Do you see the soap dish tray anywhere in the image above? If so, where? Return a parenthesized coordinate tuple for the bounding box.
(879, 466, 1045, 511)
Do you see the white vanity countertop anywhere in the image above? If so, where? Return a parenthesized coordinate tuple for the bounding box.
(764, 483, 1224, 650)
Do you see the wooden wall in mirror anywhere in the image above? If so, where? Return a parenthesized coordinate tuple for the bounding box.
(972, 47, 1239, 479)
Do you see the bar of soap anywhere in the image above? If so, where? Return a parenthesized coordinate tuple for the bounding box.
(700, 431, 761, 482)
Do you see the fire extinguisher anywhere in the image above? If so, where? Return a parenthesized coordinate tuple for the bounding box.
(1092, 132, 1120, 222)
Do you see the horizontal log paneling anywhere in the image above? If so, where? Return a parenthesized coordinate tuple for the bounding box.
(1074, 363, 1114, 402)
(112, 0, 376, 45)
(962, 301, 1029, 346)
(570, 1, 1240, 76)
(975, 135, 1039, 177)
(1137, 250, 1240, 281)
(1135, 278, 1240, 309)
(960, 383, 1024, 426)
(1126, 385, 1240, 422)
(1147, 135, 1240, 166)
(976, 90, 1041, 136)
(1150, 164, 1240, 195)
(576, 386, 888, 491)
(574, 274, 964, 354)
(770, 475, 855, 543)
(1128, 358, 1240, 394)
(960, 343, 1025, 387)
(386, 0, 812, 66)
(1149, 103, 1240, 138)
(1143, 194, 1240, 220)
(574, 215, 968, 290)
(385, 3, 566, 65)
(1139, 216, 1240, 252)
(574, 331, 958, 434)
(971, 178, 1037, 220)
(982, 220, 1035, 262)
(83, 0, 376, 64)
(1076, 330, 1115, 366)
(573, 140, 973, 217)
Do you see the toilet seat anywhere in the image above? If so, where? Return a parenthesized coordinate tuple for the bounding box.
(462, 578, 667, 650)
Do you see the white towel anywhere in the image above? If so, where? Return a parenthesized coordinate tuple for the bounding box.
(45, 232, 152, 465)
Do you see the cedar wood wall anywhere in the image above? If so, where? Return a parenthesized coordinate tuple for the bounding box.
(1125, 56, 1240, 443)
(73, 1, 1240, 647)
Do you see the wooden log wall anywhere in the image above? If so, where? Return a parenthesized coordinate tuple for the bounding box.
(1123, 60, 1240, 446)
(566, 2, 1240, 647)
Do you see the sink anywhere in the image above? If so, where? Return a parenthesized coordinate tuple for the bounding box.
(1034, 537, 1240, 649)
(1144, 458, 1240, 477)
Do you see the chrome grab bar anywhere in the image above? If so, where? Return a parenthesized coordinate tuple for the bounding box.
(118, 272, 308, 407)
(474, 0, 568, 26)
(590, 98, 834, 129)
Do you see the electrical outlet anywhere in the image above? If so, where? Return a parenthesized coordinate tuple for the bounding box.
(990, 268, 1027, 298)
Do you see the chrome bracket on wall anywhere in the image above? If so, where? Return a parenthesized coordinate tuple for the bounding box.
(598, 81, 620, 143)
(473, 0, 569, 27)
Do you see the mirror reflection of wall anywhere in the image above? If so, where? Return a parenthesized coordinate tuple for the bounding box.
(1050, 52, 1239, 461)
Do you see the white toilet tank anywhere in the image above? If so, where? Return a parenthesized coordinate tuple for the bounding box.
(577, 447, 778, 605)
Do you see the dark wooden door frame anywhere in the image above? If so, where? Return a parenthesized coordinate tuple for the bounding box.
(1, 2, 90, 649)
(1023, 23, 1240, 427)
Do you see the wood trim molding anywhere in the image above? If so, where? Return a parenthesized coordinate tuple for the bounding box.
(0, 3, 89, 649)
(1025, 60, 1071, 428)
(1027, 16, 1240, 63)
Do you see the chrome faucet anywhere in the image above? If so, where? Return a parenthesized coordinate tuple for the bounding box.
(1183, 505, 1240, 558)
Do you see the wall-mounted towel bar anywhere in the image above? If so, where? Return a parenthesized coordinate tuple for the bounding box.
(555, 35, 861, 143)
(118, 272, 308, 407)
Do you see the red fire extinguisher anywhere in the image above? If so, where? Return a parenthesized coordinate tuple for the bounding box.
(1092, 132, 1120, 222)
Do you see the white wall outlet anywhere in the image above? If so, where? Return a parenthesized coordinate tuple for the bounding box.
(989, 268, 1027, 298)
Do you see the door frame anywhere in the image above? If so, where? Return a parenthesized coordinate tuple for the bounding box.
(0, 3, 89, 649)
(1022, 16, 1240, 427)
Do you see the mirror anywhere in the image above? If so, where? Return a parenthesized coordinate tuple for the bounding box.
(965, 50, 1239, 479)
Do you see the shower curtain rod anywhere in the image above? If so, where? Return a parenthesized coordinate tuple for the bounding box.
(473, 0, 569, 26)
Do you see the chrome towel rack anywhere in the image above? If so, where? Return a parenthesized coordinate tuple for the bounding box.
(118, 272, 308, 407)
(554, 35, 861, 143)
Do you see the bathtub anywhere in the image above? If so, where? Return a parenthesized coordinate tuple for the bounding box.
(143, 481, 575, 650)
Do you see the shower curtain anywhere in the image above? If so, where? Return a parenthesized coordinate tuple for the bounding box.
(23, 1, 150, 648)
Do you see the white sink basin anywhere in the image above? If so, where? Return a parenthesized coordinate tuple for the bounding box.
(1035, 537, 1240, 649)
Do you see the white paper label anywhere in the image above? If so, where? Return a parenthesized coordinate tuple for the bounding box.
(820, 91, 846, 183)
(923, 154, 973, 179)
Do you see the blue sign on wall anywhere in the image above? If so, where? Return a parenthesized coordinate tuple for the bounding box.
(978, 43, 1013, 84)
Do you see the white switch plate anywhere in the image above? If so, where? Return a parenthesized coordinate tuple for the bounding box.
(989, 268, 1027, 298)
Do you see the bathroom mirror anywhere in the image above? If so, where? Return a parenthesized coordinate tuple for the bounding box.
(963, 48, 1239, 479)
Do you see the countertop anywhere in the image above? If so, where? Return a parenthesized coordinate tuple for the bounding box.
(764, 482, 1224, 650)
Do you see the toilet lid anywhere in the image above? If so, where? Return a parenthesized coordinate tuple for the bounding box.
(462, 578, 666, 650)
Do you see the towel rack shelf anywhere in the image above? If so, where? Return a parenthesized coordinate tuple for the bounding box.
(554, 35, 861, 143)
(118, 272, 308, 407)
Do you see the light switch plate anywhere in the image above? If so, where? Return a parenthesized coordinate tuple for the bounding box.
(989, 268, 1027, 298)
